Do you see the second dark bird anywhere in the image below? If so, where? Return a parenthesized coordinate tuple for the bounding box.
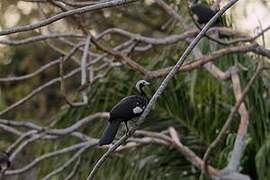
(98, 80, 150, 146)
(190, 0, 222, 25)
(0, 151, 10, 173)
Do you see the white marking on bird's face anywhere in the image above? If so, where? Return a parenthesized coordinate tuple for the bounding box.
(133, 106, 143, 114)
(136, 80, 150, 92)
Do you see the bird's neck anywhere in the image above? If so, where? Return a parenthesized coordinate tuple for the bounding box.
(139, 87, 147, 97)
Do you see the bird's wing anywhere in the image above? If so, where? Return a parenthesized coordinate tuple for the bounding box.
(110, 96, 148, 120)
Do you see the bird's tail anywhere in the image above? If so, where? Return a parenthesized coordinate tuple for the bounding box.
(98, 120, 121, 146)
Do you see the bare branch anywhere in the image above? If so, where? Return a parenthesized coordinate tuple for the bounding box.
(42, 145, 90, 180)
(76, 35, 92, 106)
(6, 130, 38, 154)
(5, 141, 96, 176)
(0, 42, 83, 83)
(0, 0, 138, 36)
(0, 124, 22, 136)
(64, 157, 81, 180)
(202, 64, 264, 176)
(0, 33, 83, 45)
(47, 112, 109, 135)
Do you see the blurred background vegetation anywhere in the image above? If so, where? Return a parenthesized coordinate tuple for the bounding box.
(0, 0, 270, 179)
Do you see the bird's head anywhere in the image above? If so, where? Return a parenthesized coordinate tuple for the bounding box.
(136, 80, 150, 93)
(189, 0, 200, 7)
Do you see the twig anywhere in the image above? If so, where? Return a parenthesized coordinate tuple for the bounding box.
(59, 56, 74, 106)
(64, 157, 81, 180)
(96, 27, 242, 45)
(86, 135, 129, 180)
(9, 132, 43, 161)
(54, 0, 100, 7)
(46, 112, 109, 135)
(5, 141, 95, 176)
(77, 35, 92, 105)
(42, 145, 90, 180)
(6, 130, 37, 154)
(155, 0, 186, 26)
(0, 33, 83, 45)
(0, 42, 83, 82)
(228, 24, 270, 44)
(149, 43, 258, 79)
(0, 124, 22, 136)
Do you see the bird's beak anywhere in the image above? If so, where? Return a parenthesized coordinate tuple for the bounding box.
(145, 81, 150, 86)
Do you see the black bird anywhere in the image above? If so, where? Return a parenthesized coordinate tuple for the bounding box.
(190, 0, 222, 25)
(98, 80, 150, 146)
(0, 151, 10, 173)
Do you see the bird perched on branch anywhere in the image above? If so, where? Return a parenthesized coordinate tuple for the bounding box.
(190, 0, 222, 25)
(0, 151, 11, 173)
(98, 80, 150, 146)
(189, 0, 228, 40)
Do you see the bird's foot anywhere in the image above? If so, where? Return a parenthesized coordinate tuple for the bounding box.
(124, 122, 129, 135)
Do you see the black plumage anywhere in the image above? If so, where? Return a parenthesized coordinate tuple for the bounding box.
(190, 2, 221, 25)
(0, 151, 10, 172)
(190, 1, 228, 39)
(98, 80, 150, 146)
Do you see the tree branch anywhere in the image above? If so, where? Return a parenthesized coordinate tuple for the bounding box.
(0, 0, 138, 36)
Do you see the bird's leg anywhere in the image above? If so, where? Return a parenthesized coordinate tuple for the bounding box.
(124, 121, 129, 135)
(131, 119, 139, 127)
